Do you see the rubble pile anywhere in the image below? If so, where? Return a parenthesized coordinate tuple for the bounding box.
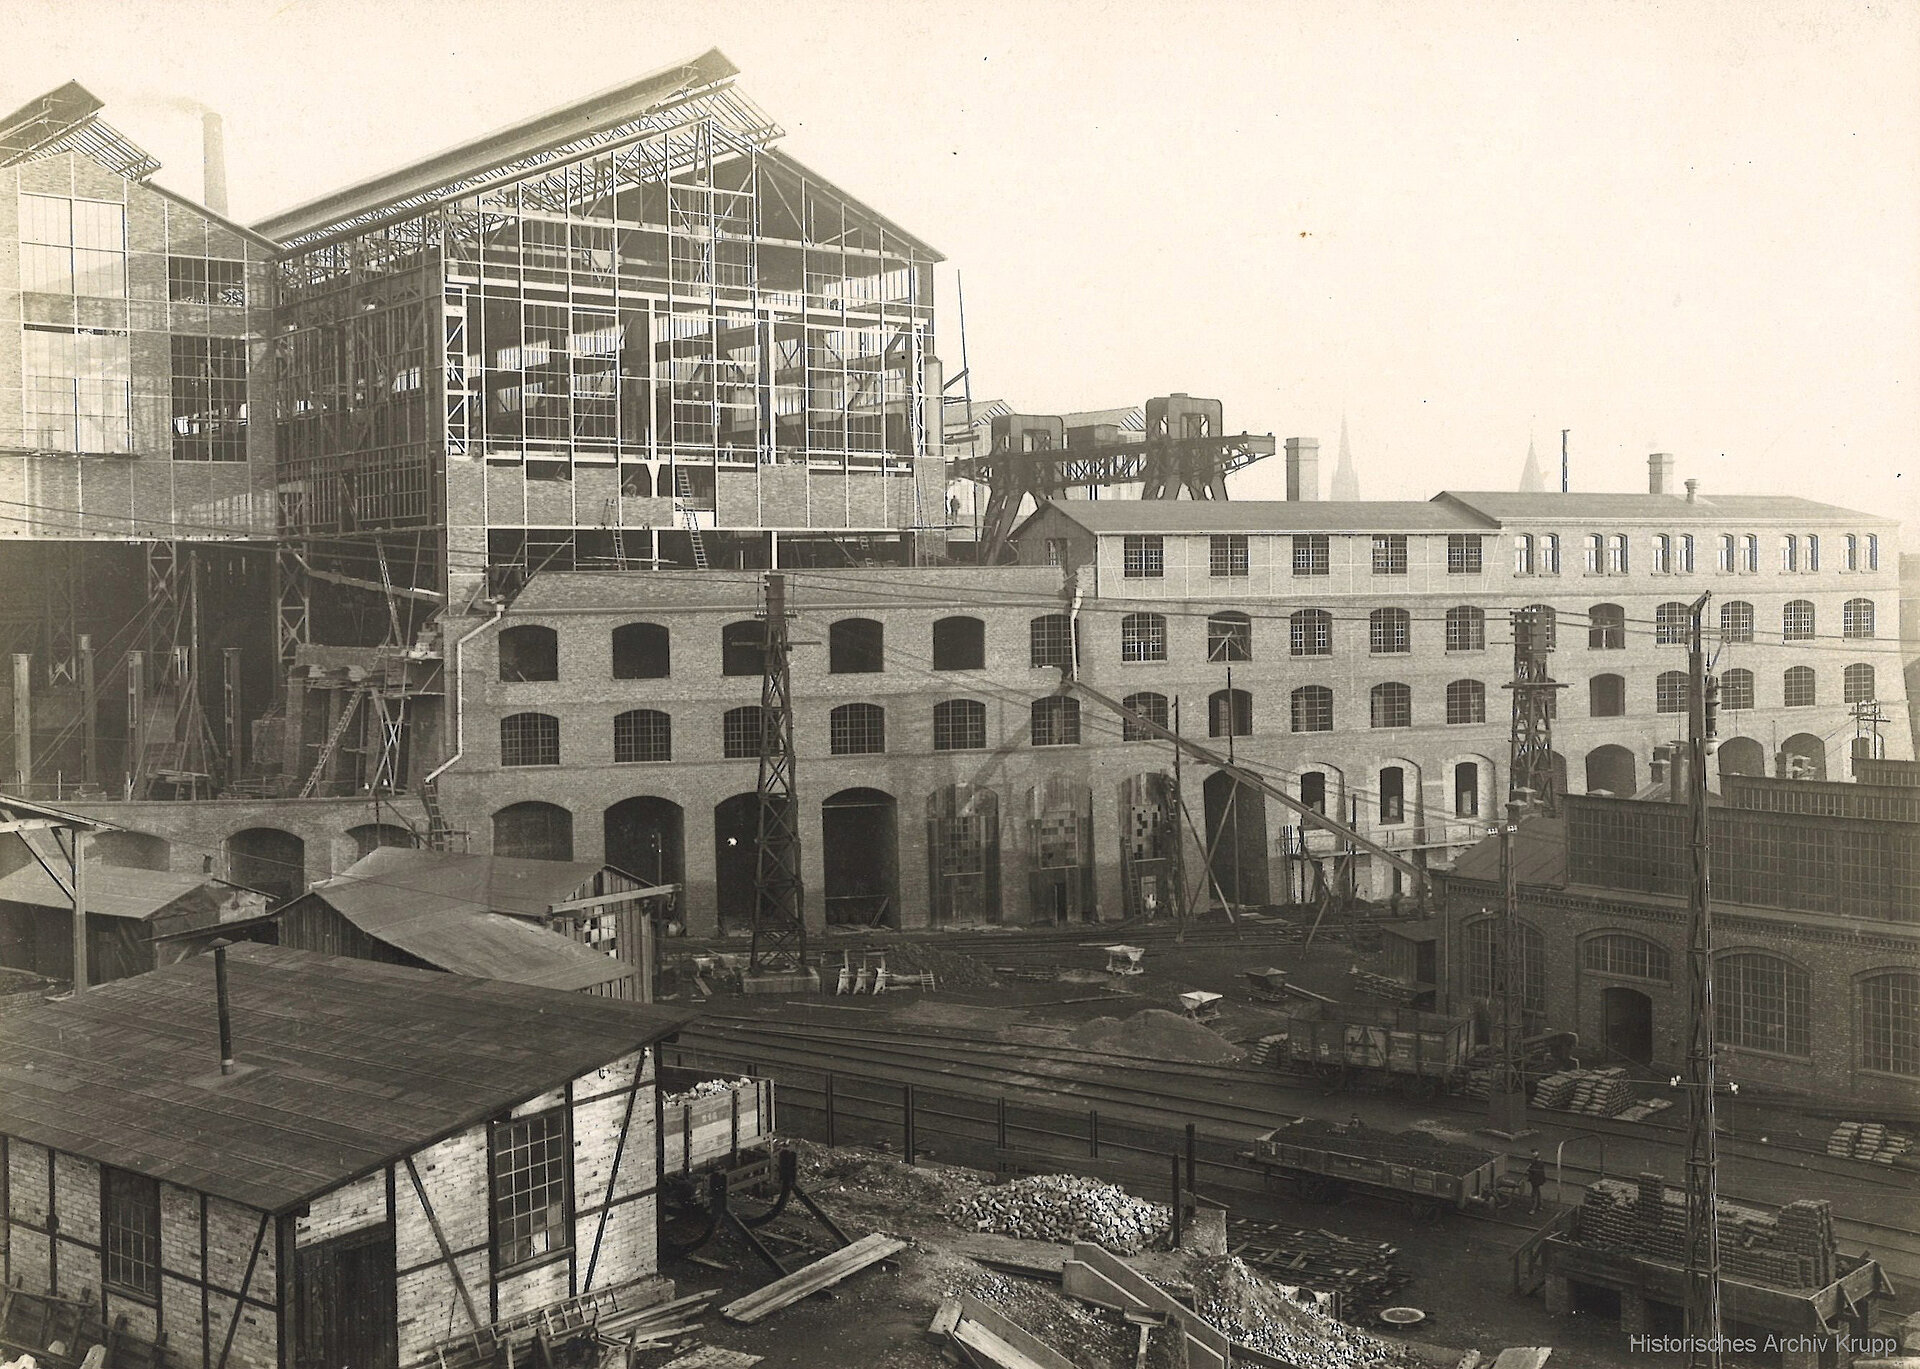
(1183, 1256, 1416, 1368)
(1532, 1066, 1635, 1116)
(1575, 1176, 1840, 1289)
(1828, 1121, 1914, 1164)
(883, 940, 1001, 989)
(1228, 1219, 1405, 1318)
(662, 1075, 753, 1105)
(946, 1174, 1171, 1254)
(1067, 1009, 1245, 1063)
(1346, 966, 1415, 1004)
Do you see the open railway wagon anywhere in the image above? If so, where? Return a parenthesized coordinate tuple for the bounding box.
(1270, 1001, 1475, 1099)
(1244, 1117, 1511, 1218)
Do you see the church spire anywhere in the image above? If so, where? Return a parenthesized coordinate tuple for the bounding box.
(1518, 435, 1546, 492)
(1330, 413, 1361, 500)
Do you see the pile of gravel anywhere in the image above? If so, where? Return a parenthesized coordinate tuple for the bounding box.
(946, 1174, 1170, 1254)
(1185, 1256, 1416, 1367)
(1068, 1009, 1244, 1063)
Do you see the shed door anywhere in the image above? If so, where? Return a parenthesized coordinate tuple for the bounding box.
(296, 1223, 397, 1369)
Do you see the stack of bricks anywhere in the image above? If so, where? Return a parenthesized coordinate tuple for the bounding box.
(1346, 966, 1415, 1004)
(1572, 1177, 1837, 1291)
(1827, 1122, 1913, 1164)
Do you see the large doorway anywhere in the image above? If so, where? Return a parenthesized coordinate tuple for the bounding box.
(226, 827, 306, 905)
(1601, 986, 1654, 1065)
(295, 1224, 397, 1369)
(1779, 732, 1826, 781)
(713, 794, 762, 937)
(822, 788, 899, 928)
(927, 786, 999, 925)
(1202, 770, 1268, 907)
(1717, 736, 1765, 780)
(1119, 773, 1178, 920)
(605, 797, 684, 888)
(1584, 745, 1637, 797)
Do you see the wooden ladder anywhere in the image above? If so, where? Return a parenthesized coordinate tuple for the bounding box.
(298, 683, 367, 798)
(673, 467, 710, 570)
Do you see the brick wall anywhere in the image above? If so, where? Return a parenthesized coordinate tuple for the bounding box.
(394, 1129, 491, 1359)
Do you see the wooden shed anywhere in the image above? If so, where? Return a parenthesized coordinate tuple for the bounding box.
(0, 944, 694, 1368)
(0, 863, 271, 987)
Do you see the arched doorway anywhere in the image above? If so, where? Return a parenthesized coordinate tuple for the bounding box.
(1118, 773, 1177, 920)
(1601, 986, 1654, 1065)
(822, 789, 899, 927)
(1202, 770, 1268, 907)
(226, 828, 305, 905)
(1585, 745, 1637, 796)
(1717, 736, 1765, 780)
(928, 786, 999, 925)
(604, 797, 684, 887)
(92, 829, 169, 871)
(347, 823, 416, 861)
(1778, 733, 1826, 781)
(1027, 780, 1094, 924)
(491, 802, 573, 861)
(713, 794, 762, 937)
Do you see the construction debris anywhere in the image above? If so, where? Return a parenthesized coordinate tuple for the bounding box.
(719, 1231, 907, 1324)
(1228, 1219, 1405, 1318)
(929, 1293, 1077, 1369)
(948, 1174, 1171, 1254)
(1828, 1121, 1914, 1164)
(1185, 1255, 1419, 1368)
(1067, 1008, 1245, 1063)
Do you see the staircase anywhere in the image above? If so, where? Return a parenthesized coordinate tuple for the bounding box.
(673, 466, 710, 570)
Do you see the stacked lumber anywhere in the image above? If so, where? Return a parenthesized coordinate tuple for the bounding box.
(1828, 1121, 1914, 1164)
(1573, 1177, 1839, 1289)
(720, 1232, 906, 1325)
(1228, 1220, 1403, 1318)
(1531, 1068, 1634, 1117)
(1247, 1034, 1289, 1066)
(1347, 967, 1415, 1004)
(584, 1290, 720, 1361)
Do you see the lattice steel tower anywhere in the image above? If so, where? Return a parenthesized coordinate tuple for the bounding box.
(751, 573, 806, 974)
(1506, 606, 1563, 814)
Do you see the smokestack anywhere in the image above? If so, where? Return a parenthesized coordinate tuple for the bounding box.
(1285, 438, 1321, 501)
(212, 938, 235, 1075)
(1648, 452, 1675, 496)
(202, 111, 229, 216)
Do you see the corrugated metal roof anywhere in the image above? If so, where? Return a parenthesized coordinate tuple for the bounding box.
(0, 944, 693, 1213)
(1026, 499, 1497, 534)
(0, 864, 250, 922)
(1436, 491, 1886, 523)
(1446, 815, 1568, 888)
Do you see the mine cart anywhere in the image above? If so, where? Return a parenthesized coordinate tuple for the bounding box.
(660, 1066, 777, 1175)
(1244, 1117, 1509, 1217)
(1270, 1001, 1475, 1099)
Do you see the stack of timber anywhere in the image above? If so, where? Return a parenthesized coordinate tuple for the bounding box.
(1531, 1068, 1634, 1117)
(1227, 1220, 1403, 1319)
(0, 1280, 173, 1369)
(927, 1294, 1077, 1369)
(1346, 966, 1415, 1004)
(1827, 1121, 1914, 1164)
(719, 1232, 907, 1325)
(1573, 1176, 1840, 1289)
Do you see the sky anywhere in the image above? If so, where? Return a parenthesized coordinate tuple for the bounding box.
(11, 0, 1919, 543)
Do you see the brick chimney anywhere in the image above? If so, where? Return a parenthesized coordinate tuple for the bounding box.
(1285, 438, 1321, 501)
(1648, 452, 1675, 495)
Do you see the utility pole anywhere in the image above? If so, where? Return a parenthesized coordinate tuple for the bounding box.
(1506, 606, 1564, 816)
(1487, 797, 1528, 1137)
(750, 573, 805, 976)
(1171, 696, 1186, 943)
(1684, 591, 1723, 1367)
(1559, 429, 1570, 493)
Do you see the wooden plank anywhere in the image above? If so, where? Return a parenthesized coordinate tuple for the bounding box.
(659, 1349, 762, 1369)
(1489, 1351, 1553, 1369)
(927, 1297, 964, 1340)
(405, 1156, 484, 1332)
(547, 885, 681, 914)
(953, 1321, 1056, 1369)
(955, 1296, 1076, 1369)
(719, 1233, 906, 1324)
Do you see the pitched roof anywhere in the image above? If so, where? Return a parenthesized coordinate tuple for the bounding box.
(0, 863, 259, 922)
(1446, 814, 1568, 888)
(0, 944, 693, 1213)
(1022, 499, 1497, 535)
(320, 846, 608, 919)
(1435, 491, 1887, 524)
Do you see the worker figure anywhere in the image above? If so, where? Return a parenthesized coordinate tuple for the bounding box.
(1348, 1112, 1365, 1133)
(1526, 1150, 1548, 1214)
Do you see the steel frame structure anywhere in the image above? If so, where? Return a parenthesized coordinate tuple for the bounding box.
(750, 573, 805, 973)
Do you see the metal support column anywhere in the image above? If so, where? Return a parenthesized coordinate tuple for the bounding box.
(1684, 593, 1722, 1367)
(223, 647, 245, 782)
(750, 573, 805, 974)
(10, 654, 32, 792)
(125, 650, 146, 798)
(78, 635, 97, 790)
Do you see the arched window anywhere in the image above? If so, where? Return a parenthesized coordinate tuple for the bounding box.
(1590, 674, 1626, 718)
(932, 616, 985, 671)
(722, 705, 769, 759)
(1300, 771, 1328, 814)
(1678, 534, 1694, 573)
(1520, 604, 1557, 650)
(1369, 608, 1410, 654)
(1717, 953, 1811, 1056)
(1741, 534, 1759, 573)
(1844, 533, 1859, 571)
(1718, 534, 1736, 573)
(1378, 766, 1406, 823)
(829, 618, 885, 673)
(933, 699, 987, 751)
(1866, 533, 1880, 570)
(1606, 534, 1629, 574)
(1121, 691, 1169, 741)
(611, 622, 670, 679)
(1514, 535, 1534, 575)
(1031, 696, 1080, 746)
(1806, 534, 1820, 571)
(1444, 605, 1485, 652)
(1720, 668, 1754, 711)
(1655, 671, 1688, 714)
(1370, 682, 1412, 729)
(1209, 688, 1252, 738)
(1844, 663, 1875, 704)
(500, 712, 559, 766)
(1453, 761, 1480, 817)
(1782, 600, 1814, 641)
(1860, 971, 1920, 1076)
(1583, 533, 1604, 574)
(1291, 686, 1333, 733)
(1030, 614, 1075, 669)
(1289, 609, 1331, 657)
(498, 624, 558, 681)
(1843, 599, 1875, 639)
(1446, 679, 1485, 724)
(612, 709, 671, 763)
(1783, 666, 1816, 708)
(1541, 534, 1561, 574)
(1719, 601, 1754, 643)
(1582, 934, 1671, 982)
(1780, 534, 1798, 572)
(1588, 604, 1625, 650)
(829, 702, 886, 755)
(1206, 610, 1252, 662)
(1121, 612, 1168, 662)
(1652, 534, 1672, 574)
(1465, 918, 1546, 1013)
(492, 801, 573, 861)
(721, 621, 766, 677)
(1655, 601, 1690, 646)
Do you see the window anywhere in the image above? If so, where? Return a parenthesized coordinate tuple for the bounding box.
(1540, 534, 1560, 575)
(1453, 762, 1480, 817)
(721, 622, 766, 677)
(1590, 674, 1626, 717)
(1290, 685, 1333, 733)
(1782, 600, 1814, 641)
(1866, 534, 1879, 570)
(500, 713, 560, 767)
(1720, 668, 1754, 711)
(1719, 601, 1754, 643)
(1044, 538, 1073, 568)
(1845, 534, 1859, 571)
(1371, 534, 1407, 575)
(1120, 691, 1168, 741)
(1606, 534, 1629, 575)
(1783, 666, 1816, 709)
(1860, 972, 1920, 1077)
(492, 1111, 571, 1271)
(492, 802, 573, 862)
(1519, 604, 1557, 651)
(1300, 772, 1328, 814)
(20, 194, 125, 297)
(1584, 534, 1604, 574)
(498, 625, 559, 681)
(1369, 608, 1410, 654)
(1464, 918, 1545, 1013)
(1655, 670, 1688, 714)
(1370, 682, 1412, 729)
(1718, 534, 1736, 573)
(1030, 614, 1075, 669)
(829, 618, 884, 673)
(1652, 534, 1672, 574)
(1446, 679, 1486, 724)
(167, 256, 246, 305)
(1209, 534, 1249, 577)
(1444, 605, 1485, 652)
(1741, 534, 1759, 573)
(1588, 604, 1625, 650)
(23, 325, 131, 453)
(722, 706, 769, 759)
(611, 622, 670, 679)
(1031, 696, 1080, 746)
(1121, 612, 1167, 662)
(1678, 535, 1694, 573)
(1844, 663, 1875, 704)
(102, 1167, 159, 1300)
(612, 709, 671, 763)
(1122, 534, 1164, 579)
(830, 702, 885, 755)
(1292, 534, 1330, 576)
(1446, 534, 1483, 574)
(1582, 935, 1671, 983)
(1289, 609, 1331, 657)
(1208, 688, 1252, 738)
(1206, 611, 1252, 662)
(1379, 766, 1405, 823)
(1806, 535, 1820, 571)
(1843, 598, 1875, 639)
(1655, 601, 1690, 646)
(1514, 535, 1534, 576)
(933, 616, 985, 670)
(170, 337, 249, 462)
(1780, 534, 1798, 573)
(1716, 953, 1810, 1056)
(933, 699, 987, 751)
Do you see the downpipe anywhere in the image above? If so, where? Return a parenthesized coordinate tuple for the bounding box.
(423, 599, 506, 785)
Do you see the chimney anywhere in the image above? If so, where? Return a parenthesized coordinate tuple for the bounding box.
(1648, 452, 1675, 495)
(212, 938, 235, 1075)
(1684, 478, 1700, 504)
(202, 111, 229, 216)
(1285, 438, 1321, 501)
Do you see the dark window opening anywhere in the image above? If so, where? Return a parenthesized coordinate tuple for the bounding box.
(829, 618, 885, 673)
(611, 621, 670, 679)
(1208, 688, 1252, 738)
(1301, 771, 1328, 813)
(103, 1166, 160, 1301)
(498, 624, 558, 681)
(1031, 696, 1081, 746)
(721, 621, 766, 677)
(932, 616, 985, 671)
(1454, 762, 1480, 817)
(1121, 691, 1169, 740)
(1379, 766, 1405, 823)
(1207, 611, 1252, 662)
(1590, 674, 1626, 717)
